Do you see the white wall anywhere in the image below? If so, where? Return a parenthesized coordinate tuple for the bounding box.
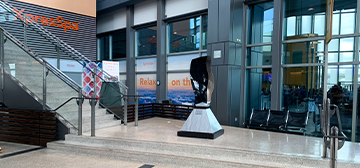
(97, 8, 126, 34)
(134, 0, 157, 25)
(165, 0, 208, 18)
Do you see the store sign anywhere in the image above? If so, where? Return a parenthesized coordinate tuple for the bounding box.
(102, 61, 120, 81)
(136, 58, 156, 72)
(13, 7, 79, 32)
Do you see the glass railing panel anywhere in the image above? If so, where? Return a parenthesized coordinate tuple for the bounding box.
(46, 69, 79, 127)
(3, 34, 43, 99)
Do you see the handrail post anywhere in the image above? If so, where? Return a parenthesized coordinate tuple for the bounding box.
(0, 29, 4, 91)
(91, 66, 97, 136)
(322, 98, 331, 158)
(135, 92, 139, 126)
(42, 62, 46, 110)
(90, 93, 96, 136)
(78, 91, 83, 135)
(124, 90, 128, 125)
(330, 126, 339, 168)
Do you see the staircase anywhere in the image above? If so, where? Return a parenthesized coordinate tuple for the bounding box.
(0, 0, 125, 134)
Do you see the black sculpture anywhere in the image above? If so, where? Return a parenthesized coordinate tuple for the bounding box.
(177, 56, 223, 139)
(190, 56, 213, 105)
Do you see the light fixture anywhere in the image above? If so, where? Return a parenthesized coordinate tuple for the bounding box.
(174, 32, 177, 34)
(308, 8, 314, 11)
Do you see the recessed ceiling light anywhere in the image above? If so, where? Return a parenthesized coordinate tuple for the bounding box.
(308, 8, 314, 11)
(174, 32, 177, 34)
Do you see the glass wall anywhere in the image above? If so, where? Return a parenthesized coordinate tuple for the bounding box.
(97, 29, 126, 61)
(98, 36, 109, 61)
(248, 1, 274, 44)
(284, 0, 357, 40)
(136, 26, 157, 56)
(246, 68, 272, 119)
(281, 0, 357, 140)
(246, 1, 273, 118)
(202, 15, 208, 49)
(247, 45, 272, 66)
(165, 15, 208, 105)
(282, 40, 324, 64)
(112, 30, 126, 59)
(168, 16, 200, 53)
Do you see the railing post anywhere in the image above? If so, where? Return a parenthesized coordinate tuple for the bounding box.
(330, 126, 339, 168)
(42, 62, 46, 110)
(0, 29, 4, 91)
(135, 92, 138, 126)
(91, 65, 97, 136)
(90, 93, 96, 136)
(322, 98, 330, 158)
(78, 90, 83, 135)
(124, 90, 128, 125)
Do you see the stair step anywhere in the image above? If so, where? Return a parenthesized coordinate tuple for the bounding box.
(81, 120, 120, 133)
(48, 134, 360, 168)
(68, 114, 115, 125)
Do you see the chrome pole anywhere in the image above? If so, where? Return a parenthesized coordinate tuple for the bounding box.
(91, 93, 96, 136)
(43, 62, 46, 110)
(330, 126, 339, 168)
(322, 98, 331, 158)
(0, 30, 4, 91)
(124, 89, 128, 125)
(135, 92, 138, 126)
(78, 90, 83, 135)
(91, 66, 97, 136)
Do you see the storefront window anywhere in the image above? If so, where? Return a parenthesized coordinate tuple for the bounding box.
(112, 30, 126, 59)
(283, 0, 357, 40)
(248, 1, 274, 44)
(246, 68, 272, 119)
(168, 17, 200, 53)
(247, 45, 272, 66)
(136, 26, 157, 56)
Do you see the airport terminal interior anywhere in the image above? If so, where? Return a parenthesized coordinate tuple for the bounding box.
(1, 0, 360, 167)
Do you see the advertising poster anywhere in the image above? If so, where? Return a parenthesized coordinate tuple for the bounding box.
(82, 62, 102, 98)
(136, 74, 156, 104)
(102, 61, 120, 81)
(167, 73, 194, 105)
(167, 53, 198, 105)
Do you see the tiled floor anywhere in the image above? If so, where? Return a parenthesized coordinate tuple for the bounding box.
(83, 117, 360, 163)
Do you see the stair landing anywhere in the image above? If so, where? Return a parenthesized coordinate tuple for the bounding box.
(48, 117, 360, 168)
